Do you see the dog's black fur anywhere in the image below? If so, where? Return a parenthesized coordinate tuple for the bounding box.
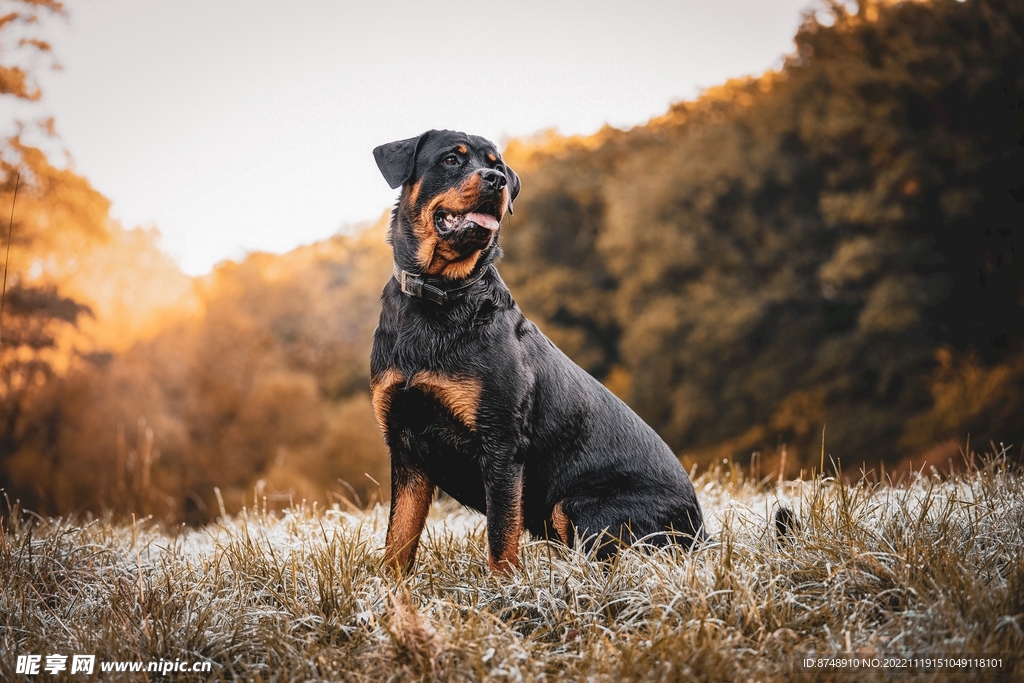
(371, 129, 707, 573)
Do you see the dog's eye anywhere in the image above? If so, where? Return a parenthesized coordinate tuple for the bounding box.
(442, 154, 459, 166)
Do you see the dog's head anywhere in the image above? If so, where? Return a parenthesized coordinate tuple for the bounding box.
(374, 129, 520, 280)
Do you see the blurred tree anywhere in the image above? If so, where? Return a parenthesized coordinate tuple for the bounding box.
(0, 1, 111, 510)
(0, 0, 63, 101)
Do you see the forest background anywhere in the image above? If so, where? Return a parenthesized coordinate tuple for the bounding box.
(1, 0, 1022, 524)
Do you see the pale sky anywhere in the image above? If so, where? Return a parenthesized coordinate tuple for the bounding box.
(7, 0, 812, 275)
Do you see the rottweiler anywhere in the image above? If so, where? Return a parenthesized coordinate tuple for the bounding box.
(371, 129, 707, 574)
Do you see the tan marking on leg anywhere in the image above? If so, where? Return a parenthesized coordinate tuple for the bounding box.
(489, 475, 523, 573)
(371, 368, 406, 435)
(384, 472, 434, 575)
(409, 371, 482, 430)
(551, 501, 570, 545)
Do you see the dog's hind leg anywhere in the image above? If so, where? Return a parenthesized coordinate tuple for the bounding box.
(558, 487, 706, 559)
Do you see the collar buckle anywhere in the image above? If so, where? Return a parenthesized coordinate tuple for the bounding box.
(398, 270, 421, 298)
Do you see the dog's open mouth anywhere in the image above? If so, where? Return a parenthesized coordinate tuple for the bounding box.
(434, 201, 500, 233)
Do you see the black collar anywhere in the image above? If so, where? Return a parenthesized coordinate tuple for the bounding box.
(392, 264, 491, 305)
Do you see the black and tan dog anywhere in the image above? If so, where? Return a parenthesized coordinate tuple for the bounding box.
(371, 129, 707, 574)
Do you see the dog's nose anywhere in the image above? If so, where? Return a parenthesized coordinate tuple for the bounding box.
(479, 168, 507, 191)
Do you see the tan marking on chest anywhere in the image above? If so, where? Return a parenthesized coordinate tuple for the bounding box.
(370, 368, 407, 434)
(409, 371, 482, 430)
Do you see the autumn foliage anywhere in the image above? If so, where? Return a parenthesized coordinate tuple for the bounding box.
(500, 0, 1024, 476)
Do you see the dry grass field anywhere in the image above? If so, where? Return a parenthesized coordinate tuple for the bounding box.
(2, 452, 1022, 682)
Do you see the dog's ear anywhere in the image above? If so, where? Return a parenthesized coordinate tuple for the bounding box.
(373, 133, 427, 189)
(504, 164, 521, 216)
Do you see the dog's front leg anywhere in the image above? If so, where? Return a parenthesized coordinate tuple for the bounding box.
(384, 465, 435, 575)
(482, 458, 524, 574)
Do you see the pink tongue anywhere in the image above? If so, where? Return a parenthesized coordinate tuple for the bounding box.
(466, 212, 500, 230)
